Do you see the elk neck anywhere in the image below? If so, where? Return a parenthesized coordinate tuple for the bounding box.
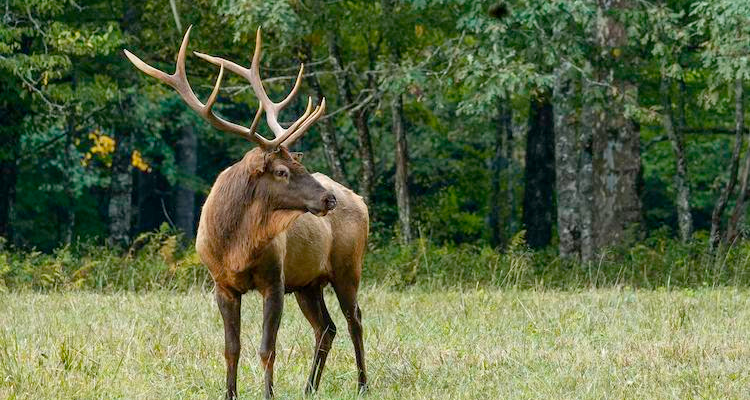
(198, 148, 304, 273)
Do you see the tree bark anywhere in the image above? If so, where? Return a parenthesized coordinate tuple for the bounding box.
(353, 111, 375, 205)
(553, 63, 580, 258)
(713, 79, 744, 248)
(108, 126, 133, 247)
(0, 138, 18, 241)
(0, 84, 20, 242)
(175, 124, 197, 240)
(506, 110, 516, 237)
(62, 113, 77, 245)
(105, 0, 141, 248)
(391, 94, 412, 243)
(303, 44, 348, 185)
(579, 84, 596, 263)
(660, 75, 693, 242)
(728, 143, 750, 243)
(591, 88, 642, 249)
(522, 91, 555, 249)
(328, 31, 374, 205)
(588, 0, 643, 253)
(489, 102, 511, 248)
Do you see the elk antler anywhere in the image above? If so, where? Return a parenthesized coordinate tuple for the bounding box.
(123, 26, 321, 150)
(194, 27, 326, 148)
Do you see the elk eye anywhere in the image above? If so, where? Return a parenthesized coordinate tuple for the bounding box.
(274, 169, 289, 178)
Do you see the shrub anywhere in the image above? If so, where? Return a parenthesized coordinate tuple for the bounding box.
(2, 228, 750, 292)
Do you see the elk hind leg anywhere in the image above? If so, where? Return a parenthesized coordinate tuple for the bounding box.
(333, 282, 367, 393)
(295, 285, 337, 394)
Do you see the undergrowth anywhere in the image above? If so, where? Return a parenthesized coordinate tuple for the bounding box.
(1, 227, 750, 292)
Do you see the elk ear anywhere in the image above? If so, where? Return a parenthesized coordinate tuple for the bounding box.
(291, 152, 304, 162)
(244, 148, 267, 175)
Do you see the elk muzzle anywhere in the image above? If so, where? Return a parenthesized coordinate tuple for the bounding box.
(324, 193, 337, 212)
(307, 192, 337, 216)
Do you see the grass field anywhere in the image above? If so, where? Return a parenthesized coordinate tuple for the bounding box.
(1, 287, 749, 399)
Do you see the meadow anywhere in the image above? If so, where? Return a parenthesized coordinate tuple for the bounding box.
(1, 287, 748, 399)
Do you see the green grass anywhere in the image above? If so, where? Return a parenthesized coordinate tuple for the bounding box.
(1, 287, 749, 399)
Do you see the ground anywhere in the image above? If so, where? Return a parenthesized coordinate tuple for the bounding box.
(0, 287, 748, 399)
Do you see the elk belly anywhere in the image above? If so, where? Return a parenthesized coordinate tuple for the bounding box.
(282, 213, 333, 288)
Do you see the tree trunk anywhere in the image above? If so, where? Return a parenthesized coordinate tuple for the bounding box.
(728, 145, 750, 244)
(108, 127, 133, 247)
(579, 85, 596, 263)
(0, 84, 20, 241)
(0, 138, 18, 241)
(591, 87, 642, 249)
(175, 124, 197, 240)
(712, 79, 744, 248)
(489, 102, 511, 247)
(391, 94, 412, 243)
(506, 111, 516, 237)
(353, 111, 375, 205)
(553, 63, 580, 258)
(660, 75, 693, 242)
(62, 118, 76, 245)
(588, 0, 643, 252)
(302, 43, 347, 185)
(309, 87, 347, 186)
(106, 0, 141, 248)
(328, 31, 374, 204)
(522, 91, 555, 249)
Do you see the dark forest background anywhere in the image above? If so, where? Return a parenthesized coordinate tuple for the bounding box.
(3, 0, 750, 275)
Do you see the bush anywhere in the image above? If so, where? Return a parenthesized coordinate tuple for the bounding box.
(2, 229, 750, 292)
(0, 226, 211, 292)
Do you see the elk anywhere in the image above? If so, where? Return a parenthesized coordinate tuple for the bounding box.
(124, 26, 368, 399)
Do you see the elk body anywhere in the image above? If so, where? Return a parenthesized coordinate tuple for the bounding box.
(125, 27, 368, 399)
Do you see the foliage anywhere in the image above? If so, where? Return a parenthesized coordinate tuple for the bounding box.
(0, 227, 209, 292)
(3, 231, 750, 292)
(2, 0, 750, 255)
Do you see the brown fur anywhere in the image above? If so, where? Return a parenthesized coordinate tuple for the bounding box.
(195, 146, 369, 398)
(197, 148, 309, 276)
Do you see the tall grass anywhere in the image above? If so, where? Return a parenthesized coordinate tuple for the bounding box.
(1, 289, 749, 399)
(2, 229, 750, 292)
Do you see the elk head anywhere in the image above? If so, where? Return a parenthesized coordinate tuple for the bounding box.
(251, 147, 337, 217)
(124, 26, 336, 216)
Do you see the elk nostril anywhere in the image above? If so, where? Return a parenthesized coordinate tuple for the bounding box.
(324, 194, 337, 210)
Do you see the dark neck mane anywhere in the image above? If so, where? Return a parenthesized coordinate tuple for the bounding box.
(204, 149, 302, 265)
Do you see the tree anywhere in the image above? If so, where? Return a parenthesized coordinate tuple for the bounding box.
(381, 0, 415, 242)
(692, 0, 750, 249)
(587, 0, 643, 253)
(522, 91, 555, 248)
(554, 63, 580, 257)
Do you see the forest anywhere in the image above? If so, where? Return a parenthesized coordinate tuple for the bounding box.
(5, 1, 750, 399)
(2, 0, 750, 286)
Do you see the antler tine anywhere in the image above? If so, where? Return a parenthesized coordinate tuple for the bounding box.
(282, 97, 326, 148)
(195, 27, 323, 149)
(277, 62, 305, 109)
(124, 26, 274, 149)
(283, 97, 314, 136)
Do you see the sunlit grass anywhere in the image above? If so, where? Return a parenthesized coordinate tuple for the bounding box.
(1, 287, 748, 399)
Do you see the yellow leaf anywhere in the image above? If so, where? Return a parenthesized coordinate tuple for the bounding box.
(415, 24, 425, 38)
(131, 150, 151, 172)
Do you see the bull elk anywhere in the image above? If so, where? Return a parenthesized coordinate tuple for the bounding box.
(124, 26, 368, 399)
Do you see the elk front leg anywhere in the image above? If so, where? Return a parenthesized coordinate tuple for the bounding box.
(259, 282, 284, 399)
(216, 286, 242, 400)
